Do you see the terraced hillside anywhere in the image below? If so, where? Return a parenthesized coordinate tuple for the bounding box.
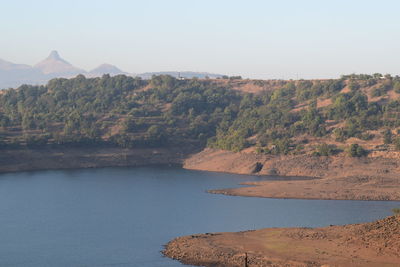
(1, 73, 400, 158)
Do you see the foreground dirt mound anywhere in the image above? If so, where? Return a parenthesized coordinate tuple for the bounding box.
(164, 216, 400, 267)
(346, 215, 400, 256)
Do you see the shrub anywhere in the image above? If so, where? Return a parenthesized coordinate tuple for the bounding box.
(356, 132, 374, 141)
(394, 137, 400, 151)
(25, 134, 51, 148)
(347, 143, 367, 157)
(272, 138, 292, 155)
(383, 129, 392, 144)
(313, 143, 337, 156)
(371, 88, 384, 97)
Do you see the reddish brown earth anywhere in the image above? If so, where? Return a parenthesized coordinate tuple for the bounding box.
(164, 215, 400, 267)
(184, 148, 400, 201)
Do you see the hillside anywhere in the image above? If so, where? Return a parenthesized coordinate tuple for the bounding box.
(1, 74, 400, 203)
(0, 75, 241, 151)
(1, 74, 400, 157)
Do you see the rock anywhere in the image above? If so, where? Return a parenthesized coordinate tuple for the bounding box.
(266, 168, 278, 175)
(250, 162, 263, 173)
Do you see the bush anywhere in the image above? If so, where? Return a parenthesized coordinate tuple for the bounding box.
(347, 143, 367, 157)
(356, 132, 374, 141)
(272, 138, 292, 155)
(394, 137, 400, 151)
(333, 128, 346, 141)
(25, 134, 51, 148)
(371, 88, 384, 97)
(383, 129, 392, 144)
(393, 208, 400, 215)
(313, 143, 336, 156)
(255, 146, 271, 154)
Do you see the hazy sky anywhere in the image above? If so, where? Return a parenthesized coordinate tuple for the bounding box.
(1, 0, 400, 79)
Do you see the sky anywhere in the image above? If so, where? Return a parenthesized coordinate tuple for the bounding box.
(1, 0, 400, 79)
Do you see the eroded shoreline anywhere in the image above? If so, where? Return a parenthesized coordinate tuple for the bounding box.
(1, 147, 400, 202)
(0, 147, 192, 174)
(184, 148, 400, 201)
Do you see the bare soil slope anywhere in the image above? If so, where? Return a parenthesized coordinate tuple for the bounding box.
(184, 148, 400, 201)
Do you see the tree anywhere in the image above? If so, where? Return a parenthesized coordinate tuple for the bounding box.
(313, 143, 336, 156)
(146, 125, 166, 145)
(21, 114, 36, 130)
(122, 117, 136, 133)
(348, 81, 360, 91)
(394, 137, 400, 151)
(347, 144, 367, 157)
(383, 129, 392, 144)
(373, 73, 383, 79)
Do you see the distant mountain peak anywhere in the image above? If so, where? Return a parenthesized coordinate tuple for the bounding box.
(0, 51, 225, 89)
(88, 63, 126, 77)
(48, 50, 61, 60)
(98, 63, 114, 68)
(34, 50, 83, 75)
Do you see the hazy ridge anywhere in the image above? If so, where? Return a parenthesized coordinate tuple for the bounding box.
(0, 51, 224, 89)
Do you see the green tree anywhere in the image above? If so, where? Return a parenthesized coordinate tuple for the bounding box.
(383, 129, 392, 144)
(394, 137, 400, 151)
(313, 143, 336, 156)
(347, 144, 367, 157)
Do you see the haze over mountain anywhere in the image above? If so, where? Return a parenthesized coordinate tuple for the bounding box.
(34, 50, 84, 77)
(0, 51, 224, 89)
(87, 64, 127, 77)
(138, 71, 224, 80)
(0, 59, 45, 88)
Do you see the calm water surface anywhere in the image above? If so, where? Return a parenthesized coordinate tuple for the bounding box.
(0, 167, 398, 267)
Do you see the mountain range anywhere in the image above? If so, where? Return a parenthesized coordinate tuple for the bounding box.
(0, 51, 224, 89)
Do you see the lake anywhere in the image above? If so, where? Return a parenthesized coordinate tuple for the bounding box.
(0, 167, 398, 267)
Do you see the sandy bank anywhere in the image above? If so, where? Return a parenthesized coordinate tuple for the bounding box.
(184, 148, 400, 201)
(164, 215, 400, 267)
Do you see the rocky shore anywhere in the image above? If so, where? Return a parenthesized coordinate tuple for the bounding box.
(164, 215, 400, 267)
